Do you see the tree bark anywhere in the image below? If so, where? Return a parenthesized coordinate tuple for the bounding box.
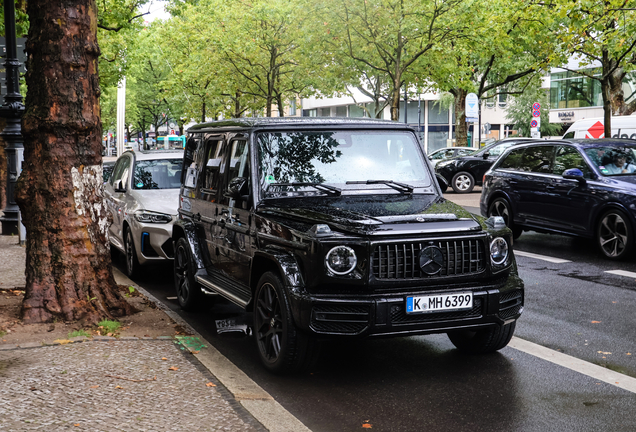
(16, 0, 136, 324)
(453, 89, 468, 146)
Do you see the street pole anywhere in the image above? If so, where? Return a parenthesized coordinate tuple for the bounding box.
(0, 0, 25, 236)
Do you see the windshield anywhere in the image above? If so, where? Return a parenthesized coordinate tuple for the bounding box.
(585, 146, 636, 176)
(257, 130, 431, 197)
(133, 159, 183, 189)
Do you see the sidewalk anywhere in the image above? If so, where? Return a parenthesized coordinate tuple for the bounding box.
(0, 235, 309, 432)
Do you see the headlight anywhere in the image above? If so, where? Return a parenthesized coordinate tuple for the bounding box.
(325, 246, 357, 275)
(489, 237, 509, 265)
(134, 210, 172, 224)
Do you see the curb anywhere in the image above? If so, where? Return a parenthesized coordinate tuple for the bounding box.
(113, 267, 311, 432)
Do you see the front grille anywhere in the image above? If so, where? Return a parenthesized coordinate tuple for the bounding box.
(499, 289, 523, 319)
(311, 304, 370, 334)
(390, 298, 483, 325)
(372, 238, 486, 280)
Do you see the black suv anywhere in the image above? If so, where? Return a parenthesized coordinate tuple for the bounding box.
(435, 138, 537, 193)
(172, 118, 524, 373)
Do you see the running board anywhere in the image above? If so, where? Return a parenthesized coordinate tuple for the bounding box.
(196, 275, 250, 308)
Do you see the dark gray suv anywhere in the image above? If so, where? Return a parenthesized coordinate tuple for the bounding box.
(172, 117, 524, 373)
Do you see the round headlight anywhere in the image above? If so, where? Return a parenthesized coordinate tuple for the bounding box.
(325, 246, 357, 275)
(490, 237, 509, 265)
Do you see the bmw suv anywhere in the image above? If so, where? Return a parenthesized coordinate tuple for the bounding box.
(172, 118, 524, 373)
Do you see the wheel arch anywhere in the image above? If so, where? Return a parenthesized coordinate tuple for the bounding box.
(249, 249, 305, 312)
(593, 202, 635, 236)
(171, 220, 205, 270)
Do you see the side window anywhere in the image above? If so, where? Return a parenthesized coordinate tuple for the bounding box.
(220, 139, 250, 207)
(201, 139, 226, 196)
(520, 146, 555, 173)
(497, 148, 525, 170)
(110, 156, 131, 186)
(182, 135, 201, 186)
(563, 132, 575, 139)
(554, 146, 592, 178)
(487, 143, 511, 157)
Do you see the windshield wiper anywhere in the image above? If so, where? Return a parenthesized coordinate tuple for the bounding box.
(346, 180, 414, 194)
(269, 182, 342, 196)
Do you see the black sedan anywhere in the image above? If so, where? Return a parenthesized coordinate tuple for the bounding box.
(435, 138, 537, 193)
(481, 138, 636, 260)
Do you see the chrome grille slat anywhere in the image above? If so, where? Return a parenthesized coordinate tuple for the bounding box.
(372, 239, 486, 280)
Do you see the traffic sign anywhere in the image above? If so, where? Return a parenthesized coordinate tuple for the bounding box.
(532, 102, 541, 111)
(465, 93, 479, 118)
(532, 110, 541, 117)
(530, 119, 538, 128)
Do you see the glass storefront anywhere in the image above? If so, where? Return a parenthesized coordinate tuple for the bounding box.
(550, 69, 602, 109)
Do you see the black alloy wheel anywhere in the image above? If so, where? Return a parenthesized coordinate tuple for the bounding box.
(447, 321, 516, 354)
(254, 272, 317, 374)
(597, 210, 633, 260)
(174, 237, 202, 310)
(488, 197, 522, 239)
(451, 172, 475, 194)
(125, 227, 139, 278)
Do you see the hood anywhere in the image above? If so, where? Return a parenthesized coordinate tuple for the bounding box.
(130, 188, 180, 216)
(257, 194, 483, 236)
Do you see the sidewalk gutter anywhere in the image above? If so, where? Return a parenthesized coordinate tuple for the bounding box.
(113, 268, 311, 432)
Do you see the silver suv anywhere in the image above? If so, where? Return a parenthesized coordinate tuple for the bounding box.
(104, 150, 184, 277)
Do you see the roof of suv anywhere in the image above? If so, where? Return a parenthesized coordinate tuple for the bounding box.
(187, 117, 413, 132)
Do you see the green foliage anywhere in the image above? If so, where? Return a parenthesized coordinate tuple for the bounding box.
(68, 329, 91, 338)
(97, 319, 122, 335)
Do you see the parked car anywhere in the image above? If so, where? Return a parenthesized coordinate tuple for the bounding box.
(481, 138, 636, 260)
(173, 117, 524, 373)
(102, 160, 116, 183)
(427, 146, 476, 167)
(435, 138, 538, 193)
(104, 150, 184, 277)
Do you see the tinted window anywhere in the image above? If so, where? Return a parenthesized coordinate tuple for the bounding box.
(110, 156, 131, 186)
(202, 140, 226, 191)
(585, 145, 636, 176)
(520, 146, 555, 173)
(220, 140, 250, 207)
(133, 159, 183, 189)
(498, 148, 525, 170)
(554, 146, 592, 178)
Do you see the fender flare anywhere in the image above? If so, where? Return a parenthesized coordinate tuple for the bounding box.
(172, 219, 205, 270)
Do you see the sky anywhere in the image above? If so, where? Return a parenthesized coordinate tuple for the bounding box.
(142, 0, 171, 23)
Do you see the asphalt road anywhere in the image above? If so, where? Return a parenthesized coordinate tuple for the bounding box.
(116, 190, 636, 432)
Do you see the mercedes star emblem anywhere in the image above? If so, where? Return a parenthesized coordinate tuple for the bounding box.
(419, 246, 444, 275)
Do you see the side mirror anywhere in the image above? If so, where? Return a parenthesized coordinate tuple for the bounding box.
(482, 151, 490, 159)
(113, 179, 126, 193)
(562, 168, 586, 186)
(224, 177, 248, 200)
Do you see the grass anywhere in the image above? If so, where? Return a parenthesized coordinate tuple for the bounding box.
(97, 319, 122, 336)
(68, 329, 91, 338)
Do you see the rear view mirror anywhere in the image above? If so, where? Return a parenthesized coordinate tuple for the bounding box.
(113, 179, 126, 193)
(482, 152, 490, 159)
(224, 177, 249, 200)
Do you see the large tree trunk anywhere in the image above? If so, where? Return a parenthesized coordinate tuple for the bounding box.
(16, 0, 136, 324)
(453, 89, 468, 146)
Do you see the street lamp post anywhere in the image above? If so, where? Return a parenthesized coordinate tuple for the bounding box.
(0, 0, 25, 236)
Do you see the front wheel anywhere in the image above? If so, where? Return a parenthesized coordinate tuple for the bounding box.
(254, 272, 318, 374)
(174, 237, 202, 310)
(451, 172, 475, 194)
(448, 322, 516, 354)
(125, 228, 139, 278)
(488, 197, 522, 239)
(597, 210, 633, 260)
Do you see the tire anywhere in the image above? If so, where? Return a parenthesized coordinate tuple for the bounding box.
(124, 227, 139, 278)
(174, 237, 202, 310)
(254, 272, 318, 374)
(451, 172, 475, 194)
(447, 321, 516, 354)
(488, 197, 522, 239)
(597, 209, 633, 260)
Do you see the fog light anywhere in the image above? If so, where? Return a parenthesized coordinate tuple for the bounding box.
(325, 246, 357, 275)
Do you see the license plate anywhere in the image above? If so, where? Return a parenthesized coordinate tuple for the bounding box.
(406, 292, 473, 314)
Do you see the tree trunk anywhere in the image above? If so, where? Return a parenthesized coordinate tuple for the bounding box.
(453, 89, 468, 146)
(16, 0, 136, 324)
(390, 80, 401, 121)
(601, 50, 613, 138)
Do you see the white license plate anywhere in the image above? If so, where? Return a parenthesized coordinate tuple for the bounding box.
(406, 292, 473, 314)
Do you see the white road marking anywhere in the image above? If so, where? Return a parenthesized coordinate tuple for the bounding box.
(509, 337, 636, 394)
(514, 250, 571, 264)
(604, 270, 636, 279)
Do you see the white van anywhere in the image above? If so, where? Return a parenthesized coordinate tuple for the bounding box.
(562, 114, 636, 139)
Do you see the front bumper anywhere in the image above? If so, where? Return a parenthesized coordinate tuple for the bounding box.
(290, 278, 524, 338)
(131, 220, 175, 265)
